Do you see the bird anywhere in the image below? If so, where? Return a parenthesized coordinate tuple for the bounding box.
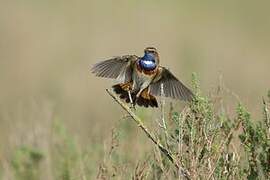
(91, 47, 194, 108)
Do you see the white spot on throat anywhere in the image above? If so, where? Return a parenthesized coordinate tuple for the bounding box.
(143, 60, 154, 65)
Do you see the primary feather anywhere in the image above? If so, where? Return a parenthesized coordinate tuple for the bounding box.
(150, 67, 194, 101)
(91, 55, 138, 83)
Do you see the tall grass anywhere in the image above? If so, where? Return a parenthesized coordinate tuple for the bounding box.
(1, 75, 269, 179)
(100, 74, 269, 179)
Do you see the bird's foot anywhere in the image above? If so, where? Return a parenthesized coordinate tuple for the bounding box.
(130, 104, 136, 111)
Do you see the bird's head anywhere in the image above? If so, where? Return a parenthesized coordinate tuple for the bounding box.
(143, 47, 159, 61)
(139, 47, 159, 71)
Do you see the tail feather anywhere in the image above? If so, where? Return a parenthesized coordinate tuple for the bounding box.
(112, 84, 158, 108)
(112, 84, 136, 103)
(136, 96, 158, 108)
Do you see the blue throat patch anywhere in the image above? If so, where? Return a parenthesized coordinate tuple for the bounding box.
(139, 53, 156, 71)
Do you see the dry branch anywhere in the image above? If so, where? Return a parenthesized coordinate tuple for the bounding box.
(106, 89, 190, 180)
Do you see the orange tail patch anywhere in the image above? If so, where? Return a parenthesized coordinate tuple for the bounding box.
(136, 88, 158, 108)
(112, 82, 135, 103)
(112, 84, 158, 108)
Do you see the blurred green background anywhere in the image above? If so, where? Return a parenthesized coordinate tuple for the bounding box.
(0, 0, 270, 178)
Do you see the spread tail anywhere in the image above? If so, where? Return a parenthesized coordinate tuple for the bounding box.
(112, 83, 136, 104)
(112, 83, 158, 108)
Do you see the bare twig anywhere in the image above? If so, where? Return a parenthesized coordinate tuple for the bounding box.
(160, 83, 169, 148)
(206, 129, 235, 180)
(106, 89, 190, 180)
(206, 109, 242, 180)
(178, 107, 188, 180)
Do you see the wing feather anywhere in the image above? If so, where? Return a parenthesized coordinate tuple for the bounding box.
(150, 67, 194, 101)
(91, 55, 138, 82)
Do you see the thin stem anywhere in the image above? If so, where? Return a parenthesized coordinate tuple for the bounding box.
(207, 130, 234, 180)
(160, 83, 169, 148)
(106, 89, 190, 180)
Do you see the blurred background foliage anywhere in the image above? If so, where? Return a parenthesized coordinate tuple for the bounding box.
(0, 0, 269, 179)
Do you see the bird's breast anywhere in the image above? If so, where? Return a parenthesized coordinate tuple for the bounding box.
(135, 61, 158, 76)
(132, 62, 157, 91)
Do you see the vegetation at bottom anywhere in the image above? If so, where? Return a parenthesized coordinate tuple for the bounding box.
(1, 74, 269, 179)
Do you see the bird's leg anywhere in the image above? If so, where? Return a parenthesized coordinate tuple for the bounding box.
(128, 90, 136, 110)
(133, 88, 145, 106)
(120, 81, 135, 110)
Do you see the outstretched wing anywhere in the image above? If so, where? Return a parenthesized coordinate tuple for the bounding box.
(91, 55, 138, 82)
(149, 67, 194, 101)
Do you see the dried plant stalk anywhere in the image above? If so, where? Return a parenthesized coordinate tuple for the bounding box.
(106, 89, 190, 180)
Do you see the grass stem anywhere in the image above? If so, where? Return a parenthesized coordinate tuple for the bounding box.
(106, 89, 191, 180)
